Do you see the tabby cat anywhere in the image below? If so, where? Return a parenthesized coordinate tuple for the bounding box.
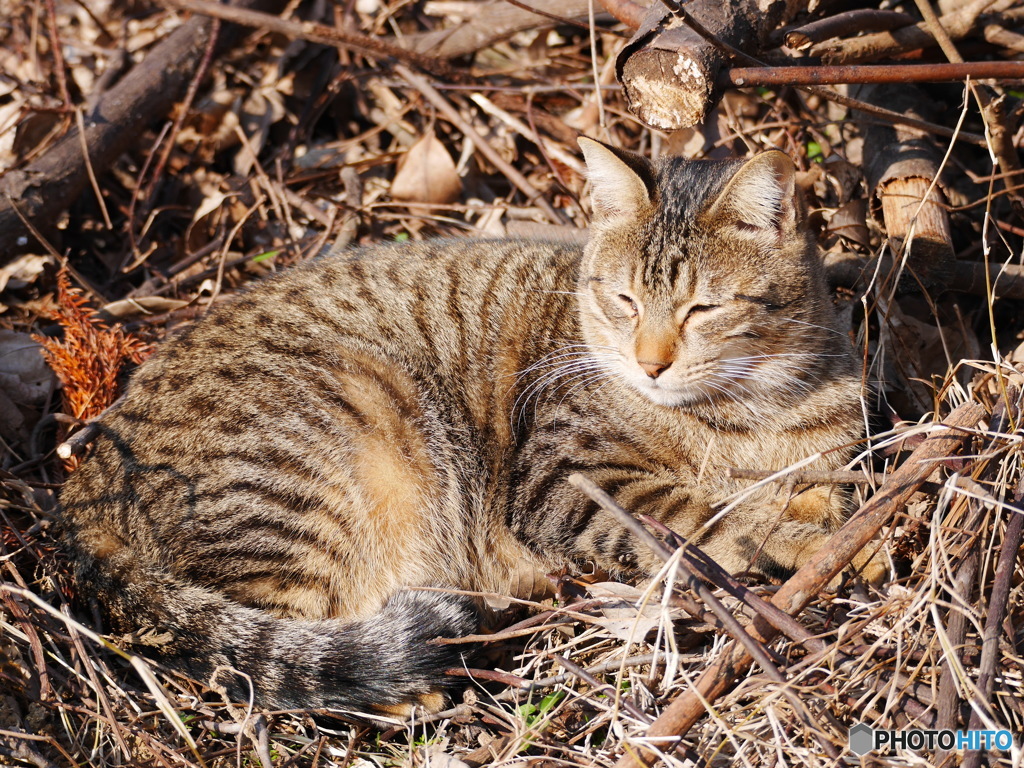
(59, 138, 873, 716)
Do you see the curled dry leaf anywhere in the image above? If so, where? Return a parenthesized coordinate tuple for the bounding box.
(826, 199, 871, 249)
(0, 254, 49, 294)
(390, 130, 463, 205)
(101, 297, 191, 320)
(483, 558, 554, 610)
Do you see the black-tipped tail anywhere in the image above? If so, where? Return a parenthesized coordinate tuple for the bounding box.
(78, 559, 477, 713)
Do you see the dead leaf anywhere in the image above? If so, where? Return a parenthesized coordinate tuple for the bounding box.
(391, 130, 463, 204)
(0, 254, 49, 294)
(484, 559, 553, 610)
(827, 199, 871, 249)
(0, 331, 54, 406)
(586, 582, 680, 643)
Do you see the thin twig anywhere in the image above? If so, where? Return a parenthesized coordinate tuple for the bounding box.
(406, 653, 673, 727)
(503, 0, 629, 37)
(166, 0, 456, 78)
(961, 483, 1024, 768)
(784, 9, 916, 49)
(722, 61, 1024, 87)
(550, 654, 652, 723)
(57, 396, 125, 460)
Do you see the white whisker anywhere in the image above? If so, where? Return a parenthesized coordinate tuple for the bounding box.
(510, 348, 624, 427)
(783, 317, 847, 338)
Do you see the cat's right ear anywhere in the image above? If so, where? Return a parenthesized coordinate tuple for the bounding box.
(578, 137, 656, 223)
(705, 150, 797, 240)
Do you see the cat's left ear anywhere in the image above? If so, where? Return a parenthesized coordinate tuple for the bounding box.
(706, 150, 797, 239)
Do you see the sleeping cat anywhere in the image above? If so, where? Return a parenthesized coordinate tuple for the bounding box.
(59, 138, 872, 716)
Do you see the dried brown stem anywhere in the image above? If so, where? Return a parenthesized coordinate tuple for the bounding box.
(961, 488, 1024, 768)
(568, 473, 674, 562)
(784, 9, 915, 50)
(934, 536, 980, 764)
(404, 0, 601, 58)
(406, 653, 672, 727)
(551, 654, 652, 723)
(43, 0, 72, 116)
(136, 17, 222, 240)
(0, 732, 60, 768)
(915, 0, 965, 62)
(499, 0, 628, 37)
(983, 24, 1024, 52)
(727, 467, 883, 485)
(914, 0, 1024, 207)
(812, 0, 1017, 63)
(597, 0, 650, 29)
(570, 474, 854, 757)
(722, 60, 1024, 87)
(674, 554, 842, 758)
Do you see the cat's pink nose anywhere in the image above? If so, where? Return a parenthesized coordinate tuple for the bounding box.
(639, 360, 671, 379)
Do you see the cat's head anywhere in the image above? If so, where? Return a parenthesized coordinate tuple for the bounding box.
(577, 138, 836, 410)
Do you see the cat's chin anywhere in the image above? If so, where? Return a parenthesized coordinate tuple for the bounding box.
(631, 380, 710, 408)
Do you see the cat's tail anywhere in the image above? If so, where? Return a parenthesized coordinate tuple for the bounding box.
(75, 556, 478, 715)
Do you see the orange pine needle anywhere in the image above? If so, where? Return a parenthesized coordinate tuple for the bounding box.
(32, 270, 152, 468)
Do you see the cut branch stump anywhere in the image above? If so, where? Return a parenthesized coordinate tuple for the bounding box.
(615, 0, 828, 130)
(854, 83, 956, 292)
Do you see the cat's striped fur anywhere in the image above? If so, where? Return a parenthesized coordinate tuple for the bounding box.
(59, 140, 873, 715)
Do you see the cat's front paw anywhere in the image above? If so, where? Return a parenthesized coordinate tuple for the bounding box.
(850, 542, 888, 586)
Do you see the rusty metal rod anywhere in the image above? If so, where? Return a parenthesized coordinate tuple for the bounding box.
(721, 61, 1024, 87)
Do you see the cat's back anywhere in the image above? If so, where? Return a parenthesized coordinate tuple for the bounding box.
(60, 237, 584, 607)
(145, 237, 582, 373)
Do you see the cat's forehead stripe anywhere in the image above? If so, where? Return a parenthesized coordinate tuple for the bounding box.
(637, 157, 745, 289)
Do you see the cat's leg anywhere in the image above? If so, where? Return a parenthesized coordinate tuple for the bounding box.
(659, 484, 887, 584)
(508, 461, 883, 583)
(741, 485, 889, 584)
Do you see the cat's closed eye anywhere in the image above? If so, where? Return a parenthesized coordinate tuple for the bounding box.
(685, 304, 718, 317)
(617, 294, 639, 317)
(677, 303, 720, 326)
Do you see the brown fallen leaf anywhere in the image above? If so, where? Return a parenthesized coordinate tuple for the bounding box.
(390, 129, 463, 204)
(827, 198, 871, 249)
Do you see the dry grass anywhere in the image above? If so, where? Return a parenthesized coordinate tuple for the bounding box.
(1, 1, 1023, 766)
